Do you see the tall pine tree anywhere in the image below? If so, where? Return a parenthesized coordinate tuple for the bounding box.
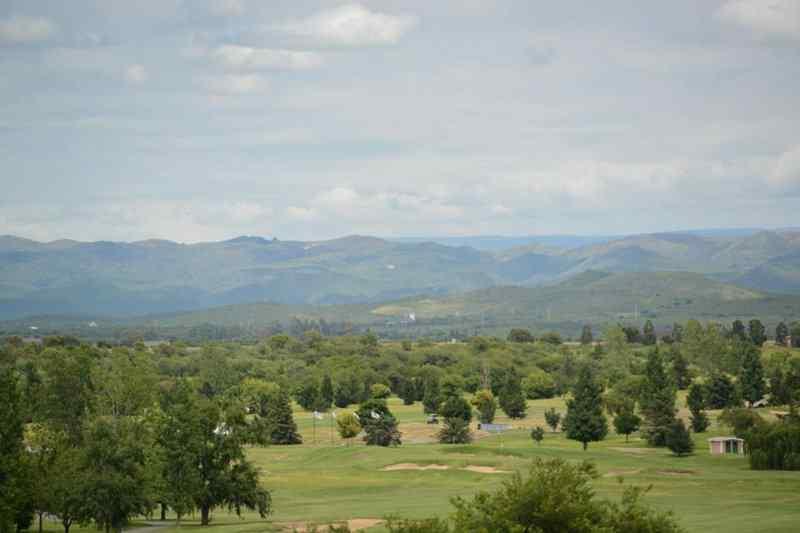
(563, 365, 607, 450)
(499, 367, 527, 419)
(739, 343, 765, 406)
(639, 349, 677, 446)
(686, 383, 709, 433)
(319, 375, 334, 411)
(776, 322, 789, 346)
(642, 320, 657, 346)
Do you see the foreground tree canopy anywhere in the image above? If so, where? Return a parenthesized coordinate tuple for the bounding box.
(386, 458, 685, 533)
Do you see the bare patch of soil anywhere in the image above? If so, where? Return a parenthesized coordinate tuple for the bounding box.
(657, 469, 697, 476)
(399, 423, 438, 444)
(603, 469, 641, 477)
(382, 463, 450, 471)
(462, 465, 511, 474)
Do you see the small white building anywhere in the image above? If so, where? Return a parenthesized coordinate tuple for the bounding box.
(708, 436, 745, 455)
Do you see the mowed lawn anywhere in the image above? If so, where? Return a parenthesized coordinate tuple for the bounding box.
(146, 397, 800, 533)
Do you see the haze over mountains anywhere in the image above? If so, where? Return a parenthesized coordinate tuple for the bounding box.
(2, 228, 800, 322)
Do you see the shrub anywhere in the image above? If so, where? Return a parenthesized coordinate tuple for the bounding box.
(438, 418, 472, 444)
(665, 419, 694, 457)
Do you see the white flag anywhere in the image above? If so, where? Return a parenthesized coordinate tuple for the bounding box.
(370, 410, 381, 420)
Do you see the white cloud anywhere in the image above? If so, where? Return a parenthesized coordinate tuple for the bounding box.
(279, 3, 418, 46)
(769, 144, 800, 191)
(124, 64, 149, 84)
(717, 0, 800, 40)
(0, 15, 57, 44)
(286, 206, 317, 221)
(204, 74, 268, 95)
(211, 45, 324, 70)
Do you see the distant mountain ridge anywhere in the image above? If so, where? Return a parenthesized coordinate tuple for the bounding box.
(2, 228, 800, 320)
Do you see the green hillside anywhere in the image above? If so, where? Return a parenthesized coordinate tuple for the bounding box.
(2, 230, 800, 320)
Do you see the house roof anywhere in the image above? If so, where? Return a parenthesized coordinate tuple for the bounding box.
(707, 436, 744, 442)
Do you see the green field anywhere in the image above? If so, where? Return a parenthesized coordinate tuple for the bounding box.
(121, 397, 800, 533)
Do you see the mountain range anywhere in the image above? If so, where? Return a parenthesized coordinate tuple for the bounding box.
(2, 229, 800, 321)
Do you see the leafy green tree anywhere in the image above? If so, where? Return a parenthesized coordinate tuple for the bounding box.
(748, 319, 767, 346)
(357, 399, 401, 447)
(580, 325, 593, 345)
(639, 349, 677, 447)
(522, 369, 556, 399)
(40, 348, 95, 444)
(739, 343, 765, 406)
(422, 374, 442, 414)
(668, 347, 691, 390)
(295, 378, 321, 411)
(775, 322, 789, 346)
(80, 417, 156, 533)
(612, 404, 641, 442)
(400, 378, 417, 405)
(438, 418, 472, 444)
(499, 367, 527, 419)
(0, 366, 30, 533)
(320, 375, 334, 410)
(540, 331, 563, 345)
(438, 379, 472, 444)
(718, 408, 765, 438)
(687, 383, 710, 433)
(642, 320, 657, 346)
(665, 419, 694, 457)
(251, 385, 302, 445)
(446, 458, 685, 533)
(159, 386, 271, 526)
(530, 426, 545, 445)
(791, 322, 800, 348)
(706, 373, 738, 409)
(93, 348, 158, 418)
(544, 408, 561, 433)
(370, 383, 391, 399)
(333, 373, 363, 408)
(731, 320, 747, 341)
(564, 365, 608, 450)
(336, 412, 361, 446)
(471, 389, 497, 424)
(47, 445, 84, 533)
(507, 328, 534, 343)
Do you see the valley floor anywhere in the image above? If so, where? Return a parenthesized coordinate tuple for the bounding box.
(37, 398, 800, 533)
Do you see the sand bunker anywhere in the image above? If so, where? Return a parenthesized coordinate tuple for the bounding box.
(462, 465, 511, 474)
(382, 463, 450, 471)
(604, 469, 641, 477)
(282, 518, 383, 532)
(657, 469, 697, 476)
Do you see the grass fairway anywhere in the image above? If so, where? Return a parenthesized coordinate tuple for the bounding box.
(154, 398, 800, 533)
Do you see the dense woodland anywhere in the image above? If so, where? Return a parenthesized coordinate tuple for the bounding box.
(2, 317, 800, 533)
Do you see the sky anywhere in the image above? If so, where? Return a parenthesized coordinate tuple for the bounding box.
(1, 0, 799, 243)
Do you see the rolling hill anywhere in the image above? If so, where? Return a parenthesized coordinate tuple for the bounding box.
(2, 229, 800, 320)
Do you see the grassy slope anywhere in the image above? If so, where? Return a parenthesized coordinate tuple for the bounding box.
(147, 397, 800, 533)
